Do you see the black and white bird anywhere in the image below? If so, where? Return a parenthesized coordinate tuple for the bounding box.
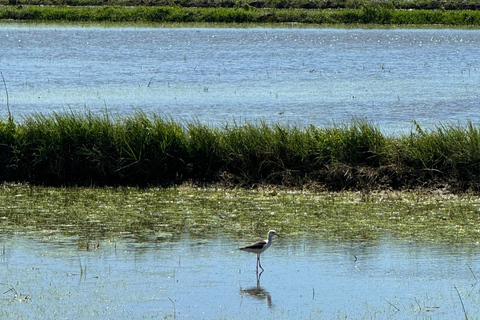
(239, 230, 279, 272)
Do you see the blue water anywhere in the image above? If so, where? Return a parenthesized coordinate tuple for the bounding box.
(0, 25, 479, 134)
(1, 25, 479, 318)
(1, 233, 479, 319)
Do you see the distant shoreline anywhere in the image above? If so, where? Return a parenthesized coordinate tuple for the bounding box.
(0, 4, 479, 26)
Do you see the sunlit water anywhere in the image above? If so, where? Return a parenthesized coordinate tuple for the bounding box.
(0, 25, 479, 133)
(1, 24, 480, 319)
(1, 233, 480, 319)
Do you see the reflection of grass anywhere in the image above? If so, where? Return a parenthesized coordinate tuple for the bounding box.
(1, 184, 480, 243)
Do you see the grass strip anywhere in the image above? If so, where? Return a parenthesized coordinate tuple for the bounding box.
(1, 0, 480, 11)
(0, 5, 479, 25)
(1, 112, 480, 190)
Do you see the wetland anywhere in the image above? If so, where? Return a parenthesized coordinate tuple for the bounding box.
(1, 1, 480, 26)
(0, 21, 480, 320)
(1, 27, 479, 133)
(2, 185, 480, 319)
(1, 27, 480, 190)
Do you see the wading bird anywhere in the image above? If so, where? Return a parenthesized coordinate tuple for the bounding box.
(239, 230, 279, 272)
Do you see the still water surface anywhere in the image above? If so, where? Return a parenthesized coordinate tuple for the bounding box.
(1, 26, 480, 318)
(1, 233, 480, 319)
(0, 25, 479, 133)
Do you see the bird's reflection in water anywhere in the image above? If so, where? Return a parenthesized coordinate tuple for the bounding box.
(239, 271, 273, 308)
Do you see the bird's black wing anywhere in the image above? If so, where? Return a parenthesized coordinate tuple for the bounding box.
(240, 240, 266, 250)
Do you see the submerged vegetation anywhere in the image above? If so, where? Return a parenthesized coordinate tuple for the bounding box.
(0, 0, 479, 25)
(1, 184, 480, 242)
(1, 112, 480, 191)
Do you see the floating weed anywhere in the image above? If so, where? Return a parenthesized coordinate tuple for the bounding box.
(1, 284, 30, 303)
(0, 184, 480, 243)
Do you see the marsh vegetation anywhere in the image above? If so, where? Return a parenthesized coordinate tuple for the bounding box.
(1, 178, 480, 318)
(0, 0, 480, 25)
(2, 0, 480, 10)
(2, 183, 480, 243)
(1, 112, 480, 191)
(0, 4, 478, 318)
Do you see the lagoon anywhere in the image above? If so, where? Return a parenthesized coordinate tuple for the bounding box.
(0, 25, 479, 133)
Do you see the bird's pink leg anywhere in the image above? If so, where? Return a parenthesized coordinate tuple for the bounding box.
(258, 254, 264, 272)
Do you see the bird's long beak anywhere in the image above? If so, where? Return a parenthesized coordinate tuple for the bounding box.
(275, 234, 280, 237)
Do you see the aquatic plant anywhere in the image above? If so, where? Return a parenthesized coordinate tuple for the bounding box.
(1, 184, 480, 243)
(2, 111, 480, 191)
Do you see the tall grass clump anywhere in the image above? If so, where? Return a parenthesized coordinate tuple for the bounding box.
(320, 120, 387, 166)
(0, 118, 17, 181)
(397, 122, 480, 188)
(14, 111, 116, 184)
(220, 121, 280, 182)
(10, 111, 188, 185)
(3, 111, 480, 191)
(214, 119, 387, 185)
(185, 121, 222, 180)
(219, 121, 319, 183)
(115, 113, 188, 184)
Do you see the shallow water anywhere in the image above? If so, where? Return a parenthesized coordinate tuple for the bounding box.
(0, 25, 479, 133)
(2, 233, 480, 319)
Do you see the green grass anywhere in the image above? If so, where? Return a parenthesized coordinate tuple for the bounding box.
(2, 112, 480, 190)
(2, 0, 480, 11)
(0, 4, 480, 25)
